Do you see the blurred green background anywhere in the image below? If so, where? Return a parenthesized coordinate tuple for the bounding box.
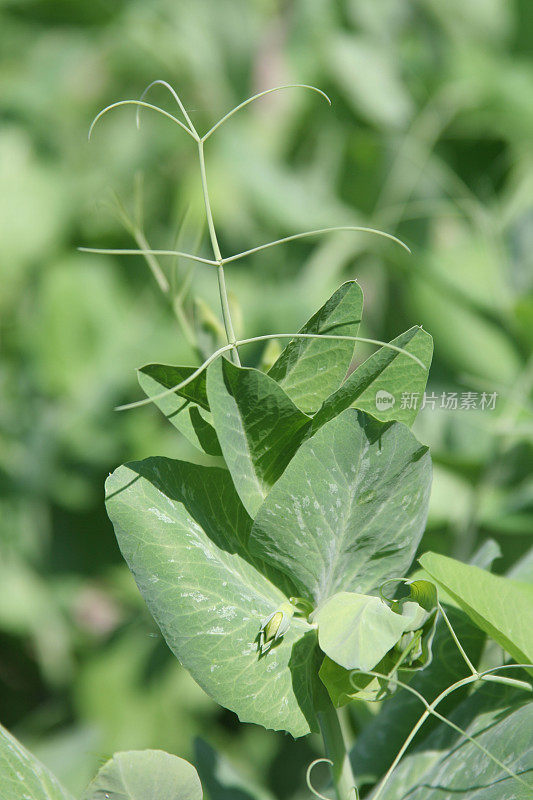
(0, 0, 532, 797)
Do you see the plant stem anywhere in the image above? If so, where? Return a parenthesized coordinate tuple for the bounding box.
(315, 698, 356, 800)
(197, 140, 240, 365)
(132, 230, 198, 352)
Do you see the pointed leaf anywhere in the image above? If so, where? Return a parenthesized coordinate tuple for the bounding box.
(315, 592, 406, 671)
(105, 458, 317, 737)
(139, 363, 209, 409)
(313, 326, 433, 430)
(0, 723, 74, 800)
(207, 358, 311, 516)
(84, 750, 202, 800)
(419, 552, 533, 669)
(250, 409, 432, 605)
(268, 281, 363, 413)
(138, 366, 221, 456)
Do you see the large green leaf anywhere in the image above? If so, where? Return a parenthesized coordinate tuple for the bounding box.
(267, 281, 363, 413)
(250, 409, 432, 605)
(419, 552, 533, 669)
(105, 458, 318, 737)
(0, 723, 74, 800)
(84, 750, 202, 800)
(138, 366, 221, 456)
(379, 686, 533, 799)
(314, 592, 406, 671)
(312, 327, 433, 429)
(207, 358, 311, 516)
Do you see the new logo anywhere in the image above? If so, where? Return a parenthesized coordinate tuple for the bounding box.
(375, 390, 395, 411)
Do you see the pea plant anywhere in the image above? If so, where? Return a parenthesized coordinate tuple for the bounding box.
(2, 83, 532, 800)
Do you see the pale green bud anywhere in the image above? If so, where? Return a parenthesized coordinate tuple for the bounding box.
(259, 602, 295, 654)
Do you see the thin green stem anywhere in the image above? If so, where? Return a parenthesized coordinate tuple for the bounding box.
(88, 100, 198, 141)
(201, 84, 331, 142)
(370, 675, 474, 800)
(438, 602, 478, 676)
(356, 669, 532, 795)
(131, 230, 197, 351)
(315, 699, 356, 800)
(114, 332, 427, 412)
(136, 80, 198, 138)
(88, 190, 199, 351)
(78, 247, 218, 267)
(197, 140, 222, 261)
(222, 226, 411, 264)
(131, 230, 170, 294)
(237, 333, 425, 368)
(115, 342, 235, 411)
(306, 759, 335, 800)
(79, 221, 409, 267)
(197, 140, 240, 365)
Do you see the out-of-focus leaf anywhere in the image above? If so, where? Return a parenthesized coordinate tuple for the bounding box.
(84, 750, 202, 800)
(327, 35, 413, 128)
(194, 738, 275, 800)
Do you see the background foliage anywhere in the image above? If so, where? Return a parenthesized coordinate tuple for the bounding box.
(0, 0, 532, 797)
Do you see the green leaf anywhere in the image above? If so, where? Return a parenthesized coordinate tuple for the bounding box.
(419, 552, 533, 670)
(138, 366, 221, 456)
(250, 409, 432, 605)
(267, 281, 363, 413)
(0, 723, 74, 800)
(207, 358, 311, 517)
(105, 458, 318, 737)
(312, 326, 433, 429)
(84, 750, 202, 800)
(380, 686, 533, 799)
(318, 583, 438, 708)
(389, 580, 439, 672)
(350, 607, 487, 783)
(139, 364, 209, 409)
(314, 592, 406, 671)
(319, 653, 397, 707)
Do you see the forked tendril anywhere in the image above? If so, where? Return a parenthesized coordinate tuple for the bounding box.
(88, 83, 330, 144)
(78, 246, 218, 267)
(86, 82, 411, 374)
(135, 79, 198, 138)
(202, 83, 331, 142)
(78, 224, 410, 267)
(306, 758, 359, 800)
(115, 332, 427, 412)
(88, 99, 198, 141)
(352, 664, 533, 800)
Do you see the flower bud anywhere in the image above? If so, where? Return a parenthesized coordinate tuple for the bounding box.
(259, 602, 295, 654)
